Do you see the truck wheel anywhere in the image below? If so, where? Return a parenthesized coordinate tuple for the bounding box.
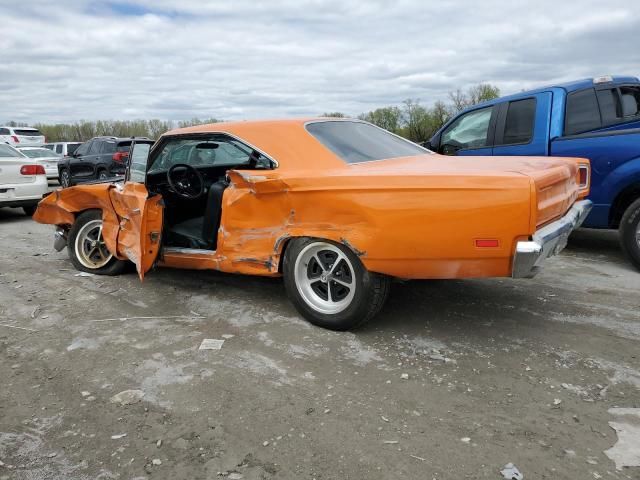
(97, 170, 108, 180)
(619, 198, 640, 271)
(67, 210, 126, 275)
(283, 238, 390, 331)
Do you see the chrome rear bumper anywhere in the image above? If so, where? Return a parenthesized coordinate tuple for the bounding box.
(512, 199, 592, 278)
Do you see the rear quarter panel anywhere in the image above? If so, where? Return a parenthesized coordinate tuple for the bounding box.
(217, 170, 533, 279)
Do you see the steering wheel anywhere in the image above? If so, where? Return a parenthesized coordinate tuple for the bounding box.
(167, 164, 205, 199)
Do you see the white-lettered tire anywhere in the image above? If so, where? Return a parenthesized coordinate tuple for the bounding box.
(283, 237, 390, 330)
(619, 198, 640, 271)
(67, 210, 126, 275)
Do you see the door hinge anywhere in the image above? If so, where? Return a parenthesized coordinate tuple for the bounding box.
(149, 232, 160, 244)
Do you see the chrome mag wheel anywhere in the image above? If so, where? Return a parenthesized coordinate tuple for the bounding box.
(74, 219, 113, 269)
(293, 241, 356, 314)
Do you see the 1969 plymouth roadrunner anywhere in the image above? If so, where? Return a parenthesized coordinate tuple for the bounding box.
(34, 119, 592, 330)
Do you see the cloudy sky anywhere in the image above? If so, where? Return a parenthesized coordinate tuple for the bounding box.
(1, 0, 639, 124)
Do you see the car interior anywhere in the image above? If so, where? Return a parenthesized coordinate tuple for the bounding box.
(144, 133, 275, 251)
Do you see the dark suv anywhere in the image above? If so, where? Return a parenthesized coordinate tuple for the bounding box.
(58, 136, 154, 187)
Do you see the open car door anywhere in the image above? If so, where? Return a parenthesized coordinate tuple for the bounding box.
(109, 140, 163, 280)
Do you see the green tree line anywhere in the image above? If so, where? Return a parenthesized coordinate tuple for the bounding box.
(5, 83, 499, 143)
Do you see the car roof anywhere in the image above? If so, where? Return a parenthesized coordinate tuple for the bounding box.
(16, 146, 49, 150)
(163, 118, 380, 170)
(91, 136, 151, 141)
(0, 126, 39, 130)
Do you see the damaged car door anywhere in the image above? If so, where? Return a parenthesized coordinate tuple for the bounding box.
(110, 141, 164, 280)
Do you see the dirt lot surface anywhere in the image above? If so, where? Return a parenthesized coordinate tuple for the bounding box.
(1, 207, 639, 480)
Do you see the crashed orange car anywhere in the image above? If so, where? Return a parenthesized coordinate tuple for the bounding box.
(34, 119, 592, 330)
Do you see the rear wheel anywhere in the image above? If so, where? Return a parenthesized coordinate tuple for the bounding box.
(59, 168, 71, 188)
(23, 205, 37, 216)
(619, 198, 640, 271)
(97, 170, 108, 180)
(283, 238, 390, 330)
(68, 210, 126, 275)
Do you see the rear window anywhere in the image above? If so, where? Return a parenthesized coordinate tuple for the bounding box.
(565, 88, 601, 135)
(67, 143, 81, 154)
(305, 121, 426, 164)
(21, 148, 60, 158)
(0, 144, 24, 158)
(14, 129, 43, 136)
(116, 142, 132, 153)
(501, 98, 536, 145)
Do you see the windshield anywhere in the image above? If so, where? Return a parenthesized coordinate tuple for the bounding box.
(305, 121, 428, 164)
(149, 135, 271, 173)
(20, 148, 61, 158)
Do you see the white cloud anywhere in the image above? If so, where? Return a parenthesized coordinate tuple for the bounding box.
(1, 0, 639, 124)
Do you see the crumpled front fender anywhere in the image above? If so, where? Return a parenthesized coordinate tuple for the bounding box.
(33, 185, 123, 259)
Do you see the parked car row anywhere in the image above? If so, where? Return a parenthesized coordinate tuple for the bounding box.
(57, 136, 153, 187)
(0, 143, 49, 216)
(425, 75, 640, 270)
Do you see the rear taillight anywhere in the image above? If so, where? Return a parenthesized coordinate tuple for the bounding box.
(11, 135, 19, 143)
(112, 152, 129, 163)
(20, 165, 46, 175)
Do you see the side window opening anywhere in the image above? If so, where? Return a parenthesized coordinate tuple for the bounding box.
(565, 88, 601, 135)
(619, 86, 640, 118)
(501, 98, 536, 145)
(55, 145, 63, 154)
(441, 107, 494, 152)
(88, 141, 101, 154)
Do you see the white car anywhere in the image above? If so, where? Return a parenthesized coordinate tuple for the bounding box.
(0, 144, 48, 216)
(0, 126, 45, 146)
(43, 141, 82, 157)
(16, 146, 63, 180)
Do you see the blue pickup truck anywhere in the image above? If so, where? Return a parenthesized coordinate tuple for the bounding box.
(425, 76, 640, 270)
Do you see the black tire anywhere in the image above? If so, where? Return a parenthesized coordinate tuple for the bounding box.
(283, 237, 390, 330)
(67, 210, 126, 275)
(619, 198, 640, 271)
(97, 170, 108, 180)
(59, 168, 71, 188)
(23, 205, 37, 216)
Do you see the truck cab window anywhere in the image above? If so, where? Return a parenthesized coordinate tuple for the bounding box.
(565, 88, 601, 135)
(440, 106, 493, 153)
(619, 86, 640, 118)
(596, 89, 622, 125)
(501, 98, 536, 145)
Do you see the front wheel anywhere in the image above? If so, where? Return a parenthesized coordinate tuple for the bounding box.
(619, 198, 640, 271)
(67, 210, 126, 275)
(283, 238, 390, 330)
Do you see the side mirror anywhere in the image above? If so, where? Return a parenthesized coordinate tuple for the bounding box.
(422, 141, 433, 151)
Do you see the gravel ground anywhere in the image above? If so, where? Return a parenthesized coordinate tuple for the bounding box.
(0, 207, 639, 480)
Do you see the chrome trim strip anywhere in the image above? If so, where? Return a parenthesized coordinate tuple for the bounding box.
(162, 247, 216, 255)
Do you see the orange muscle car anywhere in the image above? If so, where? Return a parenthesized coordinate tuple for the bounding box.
(34, 119, 592, 330)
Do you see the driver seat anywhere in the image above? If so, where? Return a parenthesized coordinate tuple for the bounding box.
(168, 181, 226, 250)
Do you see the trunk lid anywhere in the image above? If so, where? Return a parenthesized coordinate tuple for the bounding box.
(351, 154, 583, 227)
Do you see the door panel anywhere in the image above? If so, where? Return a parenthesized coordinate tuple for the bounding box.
(493, 92, 552, 157)
(109, 182, 164, 279)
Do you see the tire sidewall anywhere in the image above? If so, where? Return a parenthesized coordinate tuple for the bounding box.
(60, 169, 70, 188)
(67, 210, 125, 275)
(283, 237, 376, 330)
(620, 198, 640, 270)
